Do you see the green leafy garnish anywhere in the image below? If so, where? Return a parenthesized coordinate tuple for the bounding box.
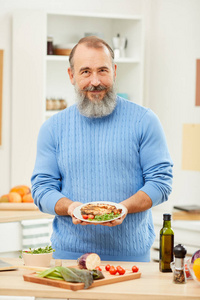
(89, 212, 121, 222)
(22, 245, 55, 254)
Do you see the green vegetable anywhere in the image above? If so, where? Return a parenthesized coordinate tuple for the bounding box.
(37, 266, 96, 289)
(37, 267, 62, 278)
(89, 212, 120, 222)
(91, 269, 105, 280)
(67, 267, 94, 289)
(22, 245, 55, 254)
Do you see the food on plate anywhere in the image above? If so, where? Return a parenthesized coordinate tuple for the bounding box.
(77, 253, 101, 270)
(80, 203, 122, 221)
(37, 265, 104, 289)
(132, 265, 139, 273)
(191, 249, 200, 263)
(193, 258, 200, 281)
(109, 266, 117, 275)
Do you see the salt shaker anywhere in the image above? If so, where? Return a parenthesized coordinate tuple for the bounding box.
(171, 244, 187, 284)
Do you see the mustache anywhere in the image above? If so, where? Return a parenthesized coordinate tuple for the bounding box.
(82, 85, 107, 92)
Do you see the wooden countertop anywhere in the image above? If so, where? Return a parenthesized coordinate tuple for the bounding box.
(0, 257, 199, 300)
(172, 210, 200, 221)
(0, 210, 53, 223)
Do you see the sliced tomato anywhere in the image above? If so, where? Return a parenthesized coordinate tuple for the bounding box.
(132, 265, 139, 273)
(105, 264, 111, 271)
(95, 266, 102, 271)
(88, 214, 95, 219)
(109, 266, 117, 275)
(116, 266, 126, 275)
(82, 215, 88, 219)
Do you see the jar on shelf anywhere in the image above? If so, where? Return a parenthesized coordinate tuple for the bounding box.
(47, 36, 54, 55)
(59, 99, 67, 110)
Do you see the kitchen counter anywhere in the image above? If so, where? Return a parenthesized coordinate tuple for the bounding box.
(0, 257, 199, 300)
(0, 209, 53, 223)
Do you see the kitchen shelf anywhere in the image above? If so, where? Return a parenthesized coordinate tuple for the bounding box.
(46, 55, 140, 64)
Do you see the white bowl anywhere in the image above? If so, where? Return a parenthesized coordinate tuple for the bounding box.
(22, 251, 53, 267)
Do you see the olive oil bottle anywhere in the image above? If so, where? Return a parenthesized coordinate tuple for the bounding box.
(159, 213, 174, 272)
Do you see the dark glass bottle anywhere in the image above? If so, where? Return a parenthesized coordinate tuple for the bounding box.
(47, 36, 54, 55)
(159, 213, 174, 272)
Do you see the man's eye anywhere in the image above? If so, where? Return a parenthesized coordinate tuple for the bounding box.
(100, 69, 108, 73)
(81, 70, 90, 75)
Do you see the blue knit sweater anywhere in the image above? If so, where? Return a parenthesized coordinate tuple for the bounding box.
(31, 97, 173, 262)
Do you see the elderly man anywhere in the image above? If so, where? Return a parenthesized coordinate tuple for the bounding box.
(31, 36, 173, 262)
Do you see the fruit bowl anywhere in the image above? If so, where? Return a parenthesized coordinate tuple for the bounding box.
(186, 259, 200, 286)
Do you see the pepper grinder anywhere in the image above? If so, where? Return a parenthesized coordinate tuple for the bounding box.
(171, 244, 187, 284)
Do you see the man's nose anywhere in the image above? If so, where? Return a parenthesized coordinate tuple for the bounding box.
(90, 73, 101, 86)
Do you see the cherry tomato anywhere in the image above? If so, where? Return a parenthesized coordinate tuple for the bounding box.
(88, 214, 95, 219)
(95, 266, 102, 271)
(116, 266, 126, 275)
(185, 264, 190, 278)
(132, 265, 139, 273)
(109, 266, 117, 275)
(82, 215, 88, 219)
(105, 264, 111, 271)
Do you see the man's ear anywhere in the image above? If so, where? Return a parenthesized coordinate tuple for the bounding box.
(68, 67, 75, 85)
(114, 64, 117, 79)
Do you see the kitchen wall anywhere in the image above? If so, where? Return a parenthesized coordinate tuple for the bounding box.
(0, 0, 200, 211)
(145, 0, 200, 210)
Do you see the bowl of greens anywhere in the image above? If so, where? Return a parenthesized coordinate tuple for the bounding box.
(22, 246, 55, 267)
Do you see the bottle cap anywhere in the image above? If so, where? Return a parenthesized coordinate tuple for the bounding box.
(163, 213, 171, 221)
(174, 244, 187, 258)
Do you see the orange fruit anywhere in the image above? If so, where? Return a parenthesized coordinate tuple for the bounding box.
(193, 258, 200, 281)
(22, 193, 34, 203)
(10, 185, 31, 198)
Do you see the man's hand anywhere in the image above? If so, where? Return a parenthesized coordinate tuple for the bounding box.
(68, 201, 83, 224)
(100, 204, 128, 227)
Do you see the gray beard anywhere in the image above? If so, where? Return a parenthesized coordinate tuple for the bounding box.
(75, 84, 117, 118)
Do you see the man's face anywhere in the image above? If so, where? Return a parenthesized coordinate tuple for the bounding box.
(68, 43, 117, 102)
(68, 44, 117, 118)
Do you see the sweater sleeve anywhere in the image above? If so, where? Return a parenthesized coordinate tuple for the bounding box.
(138, 109, 173, 206)
(31, 119, 65, 215)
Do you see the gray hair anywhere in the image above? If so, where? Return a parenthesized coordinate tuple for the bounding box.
(69, 36, 115, 70)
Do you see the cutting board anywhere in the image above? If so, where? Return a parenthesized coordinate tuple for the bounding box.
(0, 259, 17, 271)
(23, 266, 141, 291)
(0, 203, 38, 210)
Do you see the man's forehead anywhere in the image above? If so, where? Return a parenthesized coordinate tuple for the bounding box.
(73, 43, 111, 60)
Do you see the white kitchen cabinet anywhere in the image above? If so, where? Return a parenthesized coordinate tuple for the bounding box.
(0, 219, 53, 257)
(12, 10, 144, 186)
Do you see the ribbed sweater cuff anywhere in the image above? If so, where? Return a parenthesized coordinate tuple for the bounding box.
(140, 184, 162, 207)
(41, 191, 66, 215)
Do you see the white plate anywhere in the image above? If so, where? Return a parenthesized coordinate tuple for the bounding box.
(73, 201, 126, 223)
